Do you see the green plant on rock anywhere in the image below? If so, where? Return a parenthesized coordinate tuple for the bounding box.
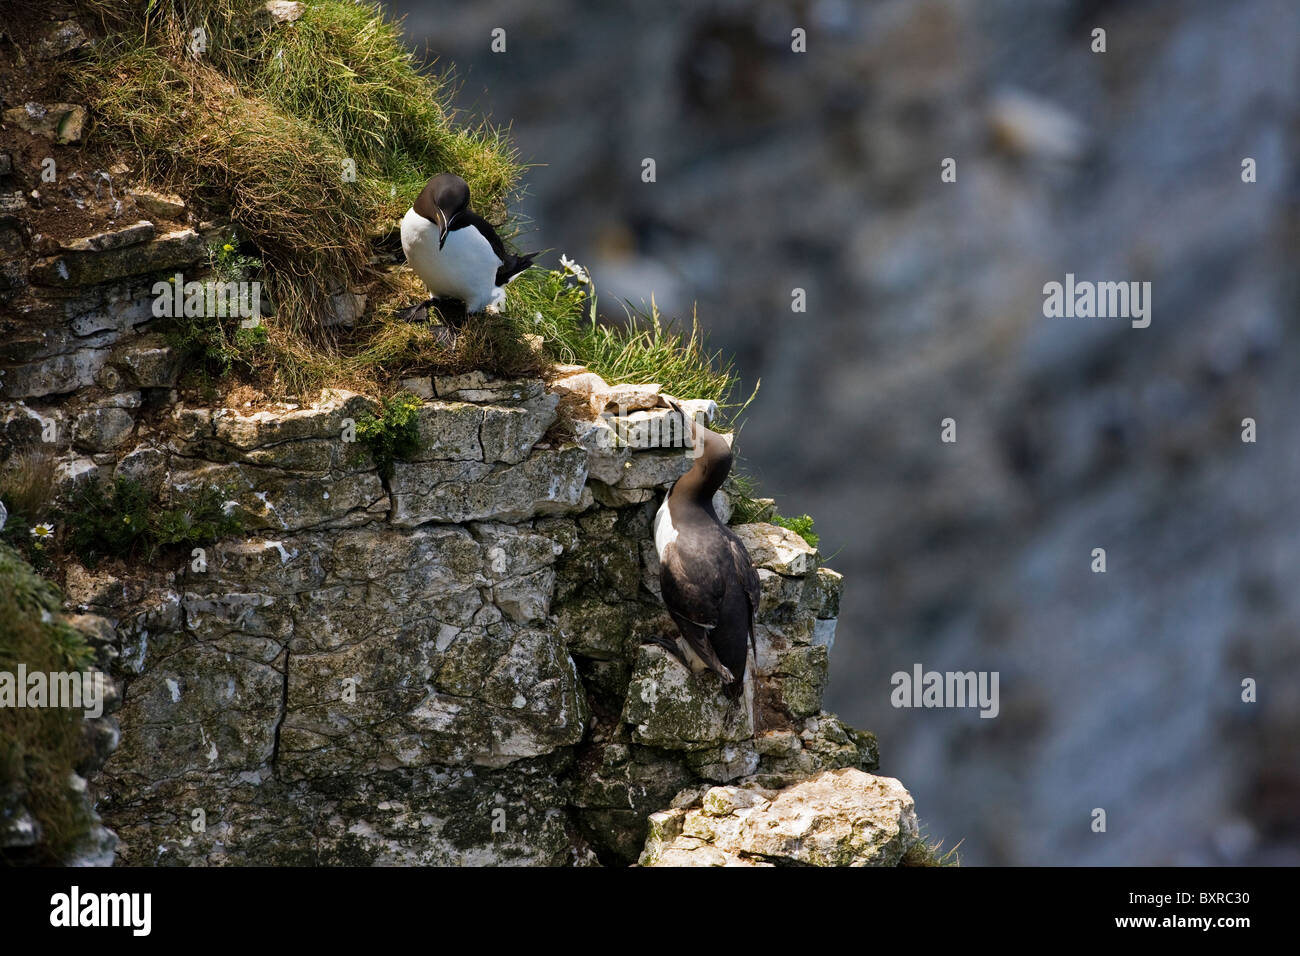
(771, 513, 819, 548)
(900, 829, 962, 867)
(210, 232, 263, 285)
(723, 475, 819, 547)
(164, 231, 267, 377)
(150, 483, 246, 550)
(355, 392, 422, 480)
(64, 476, 243, 566)
(65, 476, 151, 565)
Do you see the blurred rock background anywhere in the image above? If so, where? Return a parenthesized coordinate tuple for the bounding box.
(386, 0, 1300, 864)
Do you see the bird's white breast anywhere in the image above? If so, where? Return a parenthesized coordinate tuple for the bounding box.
(400, 208, 502, 313)
(654, 496, 678, 562)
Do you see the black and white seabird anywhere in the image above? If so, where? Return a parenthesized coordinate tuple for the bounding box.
(653, 399, 760, 700)
(400, 172, 536, 317)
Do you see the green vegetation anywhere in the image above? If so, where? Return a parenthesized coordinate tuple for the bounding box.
(770, 513, 818, 548)
(64, 476, 244, 566)
(0, 543, 95, 864)
(165, 232, 268, 376)
(355, 392, 422, 480)
(724, 474, 819, 547)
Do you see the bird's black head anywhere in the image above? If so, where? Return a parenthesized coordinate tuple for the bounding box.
(414, 173, 471, 249)
(664, 397, 733, 503)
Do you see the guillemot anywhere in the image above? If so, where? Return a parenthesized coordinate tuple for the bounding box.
(400, 172, 536, 319)
(653, 399, 759, 700)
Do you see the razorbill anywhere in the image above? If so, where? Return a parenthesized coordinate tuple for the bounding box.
(653, 399, 760, 700)
(400, 172, 536, 316)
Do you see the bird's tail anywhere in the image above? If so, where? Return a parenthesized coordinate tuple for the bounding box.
(496, 251, 537, 287)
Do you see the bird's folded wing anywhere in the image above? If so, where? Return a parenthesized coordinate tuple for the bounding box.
(660, 547, 723, 628)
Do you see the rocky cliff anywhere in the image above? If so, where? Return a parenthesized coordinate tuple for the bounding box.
(0, 215, 917, 865)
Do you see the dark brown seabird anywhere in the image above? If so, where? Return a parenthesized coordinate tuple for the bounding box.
(652, 399, 760, 700)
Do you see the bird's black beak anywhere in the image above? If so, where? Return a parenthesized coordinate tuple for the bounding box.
(437, 210, 458, 249)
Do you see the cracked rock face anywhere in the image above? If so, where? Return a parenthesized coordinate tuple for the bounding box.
(4, 301, 900, 864)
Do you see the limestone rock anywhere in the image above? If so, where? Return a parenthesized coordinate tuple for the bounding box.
(26, 367, 881, 867)
(36, 21, 93, 60)
(29, 228, 204, 287)
(407, 400, 484, 461)
(615, 448, 692, 491)
(550, 367, 612, 416)
(0, 347, 108, 398)
(115, 333, 182, 388)
(434, 372, 544, 404)
(608, 407, 689, 451)
(173, 389, 377, 455)
(324, 290, 366, 327)
(604, 382, 662, 412)
(399, 375, 434, 399)
(622, 644, 753, 749)
(389, 446, 588, 525)
(3, 102, 87, 144)
(59, 221, 154, 253)
(73, 406, 134, 451)
(171, 461, 387, 532)
(130, 190, 186, 220)
(265, 0, 305, 23)
(479, 391, 559, 464)
(734, 522, 819, 576)
(113, 444, 169, 495)
(573, 416, 630, 484)
(639, 768, 918, 866)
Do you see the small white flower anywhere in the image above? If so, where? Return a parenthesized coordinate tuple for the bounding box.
(559, 254, 590, 284)
(30, 523, 54, 538)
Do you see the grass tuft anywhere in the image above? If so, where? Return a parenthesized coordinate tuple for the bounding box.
(900, 829, 962, 867)
(510, 268, 756, 426)
(770, 513, 819, 548)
